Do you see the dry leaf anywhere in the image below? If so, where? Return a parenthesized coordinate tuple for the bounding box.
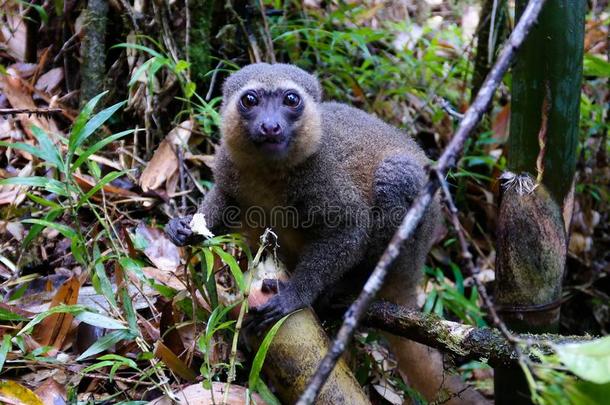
(72, 173, 138, 199)
(492, 104, 511, 145)
(153, 341, 197, 381)
(0, 380, 44, 405)
(148, 382, 267, 405)
(0, 161, 33, 206)
(35, 68, 64, 94)
(0, 13, 26, 60)
(135, 223, 181, 272)
(0, 73, 60, 137)
(139, 121, 193, 192)
(33, 378, 67, 405)
(139, 266, 185, 291)
(32, 277, 80, 350)
(372, 381, 403, 405)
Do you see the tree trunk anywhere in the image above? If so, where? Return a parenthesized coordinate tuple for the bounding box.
(80, 0, 108, 107)
(494, 1, 585, 403)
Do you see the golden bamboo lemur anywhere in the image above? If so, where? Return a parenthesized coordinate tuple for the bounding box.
(166, 64, 485, 403)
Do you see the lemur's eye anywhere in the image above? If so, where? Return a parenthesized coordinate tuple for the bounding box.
(240, 92, 258, 108)
(283, 92, 301, 108)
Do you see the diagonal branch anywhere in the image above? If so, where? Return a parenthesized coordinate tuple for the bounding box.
(296, 0, 548, 403)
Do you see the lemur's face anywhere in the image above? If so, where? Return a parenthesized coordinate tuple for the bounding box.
(236, 86, 305, 156)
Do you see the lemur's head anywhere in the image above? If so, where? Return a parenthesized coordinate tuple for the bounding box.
(221, 63, 322, 166)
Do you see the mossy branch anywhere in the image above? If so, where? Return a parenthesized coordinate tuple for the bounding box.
(362, 301, 592, 368)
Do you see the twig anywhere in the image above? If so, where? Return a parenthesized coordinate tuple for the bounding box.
(206, 61, 224, 101)
(118, 0, 141, 32)
(296, 1, 547, 403)
(0, 108, 63, 117)
(435, 96, 464, 121)
(257, 0, 276, 63)
(223, 229, 276, 405)
(435, 170, 518, 345)
(53, 31, 80, 64)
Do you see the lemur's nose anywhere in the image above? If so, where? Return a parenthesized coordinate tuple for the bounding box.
(260, 121, 282, 136)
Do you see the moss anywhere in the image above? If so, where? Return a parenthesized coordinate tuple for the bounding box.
(189, 0, 214, 86)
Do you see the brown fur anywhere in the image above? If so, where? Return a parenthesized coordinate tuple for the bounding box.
(172, 63, 487, 404)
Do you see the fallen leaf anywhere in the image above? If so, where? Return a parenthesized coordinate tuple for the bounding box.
(72, 172, 138, 199)
(0, 162, 33, 206)
(373, 381, 403, 405)
(0, 13, 26, 60)
(148, 381, 268, 405)
(139, 121, 193, 192)
(35, 68, 64, 94)
(134, 223, 181, 272)
(139, 139, 177, 192)
(0, 379, 44, 405)
(0, 72, 60, 137)
(32, 277, 80, 350)
(153, 341, 197, 381)
(33, 378, 67, 405)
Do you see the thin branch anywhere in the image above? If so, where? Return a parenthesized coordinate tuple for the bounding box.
(435, 171, 518, 345)
(296, 1, 548, 403)
(0, 108, 63, 117)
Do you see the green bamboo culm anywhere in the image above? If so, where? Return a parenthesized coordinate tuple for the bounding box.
(508, 0, 585, 204)
(494, 1, 586, 404)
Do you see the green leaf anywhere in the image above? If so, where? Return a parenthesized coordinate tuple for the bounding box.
(0, 141, 57, 168)
(0, 307, 27, 321)
(70, 92, 108, 151)
(583, 54, 610, 78)
(92, 245, 118, 309)
(120, 287, 138, 333)
(76, 329, 134, 361)
(127, 58, 154, 87)
(74, 311, 127, 330)
(0, 334, 11, 372)
(77, 170, 126, 207)
(30, 125, 64, 171)
(249, 315, 288, 391)
(26, 192, 61, 209)
(254, 379, 282, 405)
(174, 60, 190, 73)
(18, 304, 126, 337)
(22, 219, 77, 240)
(0, 176, 71, 197)
(71, 129, 134, 172)
(185, 81, 196, 98)
(119, 257, 146, 281)
(70, 100, 126, 155)
(112, 43, 164, 59)
(211, 247, 245, 291)
(554, 336, 610, 384)
(202, 248, 214, 279)
(22, 208, 62, 249)
(570, 381, 610, 404)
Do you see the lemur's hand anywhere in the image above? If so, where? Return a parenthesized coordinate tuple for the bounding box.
(165, 215, 200, 246)
(246, 279, 306, 334)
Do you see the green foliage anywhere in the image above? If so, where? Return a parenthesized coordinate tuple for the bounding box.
(248, 315, 289, 391)
(522, 337, 610, 404)
(423, 265, 486, 327)
(553, 336, 610, 385)
(269, 2, 471, 125)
